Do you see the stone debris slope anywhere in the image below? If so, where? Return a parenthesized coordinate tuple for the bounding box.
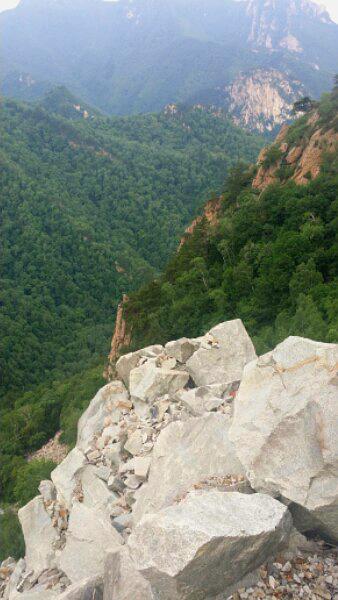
(1, 319, 337, 600)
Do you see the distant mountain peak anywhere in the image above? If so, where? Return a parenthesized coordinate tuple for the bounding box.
(246, 0, 332, 21)
(1, 0, 337, 129)
(246, 0, 333, 51)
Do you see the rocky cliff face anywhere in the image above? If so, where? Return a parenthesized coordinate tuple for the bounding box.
(1, 321, 337, 599)
(224, 69, 305, 133)
(178, 196, 223, 249)
(104, 295, 131, 380)
(246, 0, 332, 51)
(253, 110, 338, 190)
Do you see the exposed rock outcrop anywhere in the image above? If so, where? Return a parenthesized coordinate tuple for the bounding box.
(246, 0, 332, 51)
(253, 111, 338, 191)
(225, 69, 305, 133)
(104, 295, 131, 378)
(2, 321, 337, 600)
(178, 196, 223, 250)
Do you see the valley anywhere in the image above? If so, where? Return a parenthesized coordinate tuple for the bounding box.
(0, 88, 262, 512)
(0, 1, 337, 597)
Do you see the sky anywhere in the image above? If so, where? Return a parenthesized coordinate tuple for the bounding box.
(0, 0, 338, 21)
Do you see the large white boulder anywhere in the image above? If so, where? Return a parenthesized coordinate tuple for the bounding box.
(103, 547, 154, 600)
(129, 362, 189, 404)
(186, 320, 256, 386)
(58, 503, 122, 583)
(229, 336, 338, 542)
(77, 465, 118, 517)
(129, 490, 292, 600)
(116, 346, 164, 387)
(132, 413, 244, 523)
(18, 497, 59, 577)
(77, 381, 129, 451)
(51, 448, 86, 509)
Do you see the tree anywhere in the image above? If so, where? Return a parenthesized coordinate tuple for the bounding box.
(292, 97, 315, 114)
(289, 259, 323, 303)
(291, 294, 327, 341)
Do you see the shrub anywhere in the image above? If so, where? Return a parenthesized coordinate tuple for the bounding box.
(13, 460, 56, 507)
(0, 509, 25, 562)
(276, 164, 296, 181)
(286, 115, 311, 145)
(262, 145, 283, 168)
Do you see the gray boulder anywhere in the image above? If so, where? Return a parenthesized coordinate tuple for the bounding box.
(132, 413, 244, 523)
(58, 503, 121, 583)
(116, 346, 164, 387)
(77, 381, 129, 451)
(51, 448, 86, 509)
(229, 336, 338, 542)
(186, 320, 256, 386)
(103, 547, 154, 600)
(129, 362, 189, 404)
(129, 490, 292, 600)
(18, 497, 59, 577)
(77, 465, 118, 517)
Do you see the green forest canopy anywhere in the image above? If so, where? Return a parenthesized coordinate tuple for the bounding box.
(0, 90, 263, 504)
(125, 89, 338, 355)
(0, 92, 263, 406)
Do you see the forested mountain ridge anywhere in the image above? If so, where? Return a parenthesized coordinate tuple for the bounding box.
(0, 91, 263, 507)
(1, 0, 338, 131)
(108, 86, 338, 365)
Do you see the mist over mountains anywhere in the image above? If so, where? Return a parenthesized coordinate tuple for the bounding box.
(1, 0, 338, 130)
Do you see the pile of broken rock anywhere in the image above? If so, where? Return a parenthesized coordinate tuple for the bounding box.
(1, 319, 337, 600)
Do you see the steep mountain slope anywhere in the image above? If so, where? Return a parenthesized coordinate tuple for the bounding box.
(0, 90, 262, 504)
(109, 87, 338, 364)
(1, 0, 337, 130)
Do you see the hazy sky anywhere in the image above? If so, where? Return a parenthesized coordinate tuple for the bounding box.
(0, 0, 338, 22)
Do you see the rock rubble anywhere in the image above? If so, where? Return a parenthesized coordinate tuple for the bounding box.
(1, 321, 337, 600)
